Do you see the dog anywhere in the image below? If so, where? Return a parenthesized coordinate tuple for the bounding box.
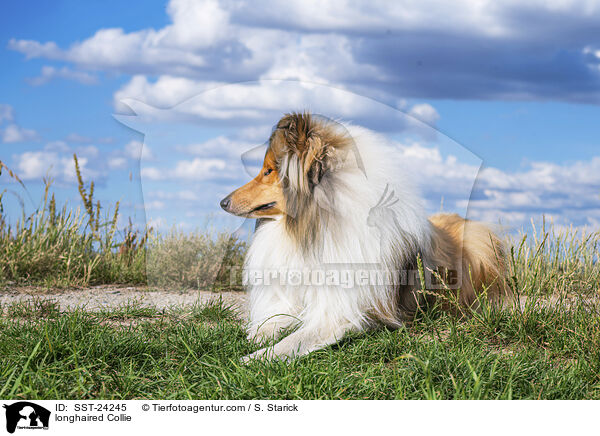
(220, 112, 508, 361)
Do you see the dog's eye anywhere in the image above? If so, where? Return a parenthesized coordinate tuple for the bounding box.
(263, 168, 273, 176)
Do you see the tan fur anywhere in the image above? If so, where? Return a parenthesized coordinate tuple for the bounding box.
(427, 213, 510, 312)
(222, 148, 286, 218)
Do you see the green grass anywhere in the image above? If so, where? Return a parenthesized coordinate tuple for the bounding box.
(0, 296, 599, 400)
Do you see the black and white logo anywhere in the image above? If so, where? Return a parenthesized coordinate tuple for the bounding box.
(3, 402, 50, 434)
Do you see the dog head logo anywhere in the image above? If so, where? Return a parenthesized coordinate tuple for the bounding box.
(3, 402, 50, 434)
(114, 80, 482, 286)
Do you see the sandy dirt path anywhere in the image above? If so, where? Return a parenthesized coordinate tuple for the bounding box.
(0, 286, 249, 318)
(1, 286, 596, 319)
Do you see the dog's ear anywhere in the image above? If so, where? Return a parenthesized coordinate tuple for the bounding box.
(276, 112, 313, 155)
(275, 112, 336, 187)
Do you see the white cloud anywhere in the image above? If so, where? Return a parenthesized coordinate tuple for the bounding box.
(477, 158, 600, 195)
(157, 0, 230, 49)
(408, 104, 440, 126)
(0, 105, 39, 143)
(8, 0, 225, 78)
(114, 75, 212, 110)
(465, 158, 600, 229)
(26, 66, 97, 86)
(175, 158, 227, 179)
(15, 150, 93, 182)
(11, 141, 113, 183)
(181, 135, 257, 158)
(141, 158, 227, 181)
(395, 141, 479, 195)
(15, 151, 51, 179)
(257, 33, 383, 84)
(9, 40, 61, 59)
(1, 123, 38, 143)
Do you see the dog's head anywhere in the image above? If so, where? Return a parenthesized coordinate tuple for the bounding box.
(220, 112, 352, 220)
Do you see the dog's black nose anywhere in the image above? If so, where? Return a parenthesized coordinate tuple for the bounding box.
(220, 196, 231, 211)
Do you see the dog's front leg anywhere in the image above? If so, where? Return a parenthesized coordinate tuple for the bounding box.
(246, 314, 300, 344)
(246, 288, 301, 344)
(242, 323, 356, 363)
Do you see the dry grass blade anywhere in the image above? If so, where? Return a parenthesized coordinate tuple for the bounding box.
(0, 160, 26, 189)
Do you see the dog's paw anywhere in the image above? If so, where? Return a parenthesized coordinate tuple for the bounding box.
(241, 347, 268, 364)
(246, 325, 283, 345)
(241, 347, 294, 364)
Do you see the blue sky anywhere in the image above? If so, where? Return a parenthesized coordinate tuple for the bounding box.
(1, 0, 599, 235)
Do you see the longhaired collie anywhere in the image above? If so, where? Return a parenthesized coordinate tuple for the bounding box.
(220, 112, 508, 361)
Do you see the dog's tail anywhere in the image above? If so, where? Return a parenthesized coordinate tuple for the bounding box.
(428, 213, 511, 309)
